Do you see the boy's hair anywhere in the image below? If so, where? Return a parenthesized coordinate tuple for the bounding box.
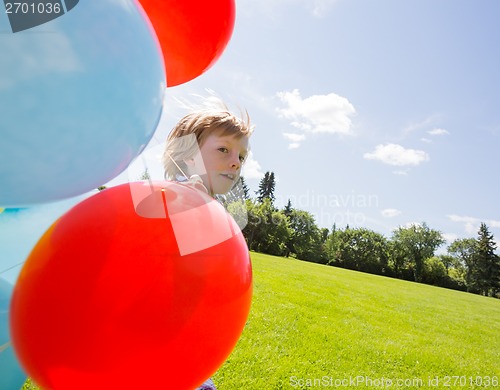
(163, 107, 253, 180)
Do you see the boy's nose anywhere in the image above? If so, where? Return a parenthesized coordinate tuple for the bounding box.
(230, 153, 241, 169)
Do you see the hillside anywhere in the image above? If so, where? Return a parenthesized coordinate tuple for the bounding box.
(214, 252, 500, 389)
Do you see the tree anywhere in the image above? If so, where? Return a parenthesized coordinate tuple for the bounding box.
(258, 206, 291, 256)
(242, 199, 262, 249)
(328, 227, 389, 275)
(239, 176, 250, 200)
(225, 197, 250, 231)
(436, 254, 466, 290)
(219, 176, 250, 205)
(390, 222, 445, 282)
(286, 209, 324, 262)
(438, 254, 456, 273)
(256, 171, 276, 203)
(475, 223, 500, 296)
(423, 256, 448, 286)
(387, 239, 413, 280)
(448, 238, 477, 292)
(324, 225, 339, 264)
(139, 168, 151, 181)
(242, 198, 291, 256)
(283, 199, 293, 218)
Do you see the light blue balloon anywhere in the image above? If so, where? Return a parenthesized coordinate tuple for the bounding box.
(0, 194, 92, 389)
(0, 193, 92, 284)
(0, 278, 26, 390)
(0, 0, 165, 206)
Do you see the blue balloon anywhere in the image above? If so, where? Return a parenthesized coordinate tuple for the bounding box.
(0, 0, 165, 206)
(0, 278, 26, 390)
(0, 193, 91, 284)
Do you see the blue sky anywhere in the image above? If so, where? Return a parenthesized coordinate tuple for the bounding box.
(2, 0, 500, 281)
(153, 0, 500, 246)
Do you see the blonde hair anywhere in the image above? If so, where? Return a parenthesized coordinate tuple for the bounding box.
(163, 106, 253, 180)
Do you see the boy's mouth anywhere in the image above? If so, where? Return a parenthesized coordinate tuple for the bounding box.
(220, 173, 235, 181)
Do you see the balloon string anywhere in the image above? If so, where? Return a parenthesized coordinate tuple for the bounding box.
(0, 261, 24, 277)
(0, 341, 11, 353)
(167, 153, 189, 180)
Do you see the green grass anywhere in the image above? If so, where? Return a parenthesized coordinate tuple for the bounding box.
(23, 252, 500, 389)
(213, 252, 500, 389)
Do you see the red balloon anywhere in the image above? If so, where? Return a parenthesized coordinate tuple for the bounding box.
(136, 0, 236, 87)
(10, 182, 252, 390)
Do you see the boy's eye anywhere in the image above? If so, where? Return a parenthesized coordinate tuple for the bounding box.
(218, 147, 228, 153)
(239, 154, 246, 162)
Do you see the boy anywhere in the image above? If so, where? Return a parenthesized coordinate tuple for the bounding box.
(163, 104, 252, 197)
(162, 102, 253, 390)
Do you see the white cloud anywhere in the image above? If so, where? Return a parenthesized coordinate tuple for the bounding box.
(396, 222, 422, 230)
(402, 114, 440, 135)
(381, 208, 402, 218)
(238, 0, 337, 18)
(277, 89, 356, 136)
(489, 220, 500, 228)
(283, 132, 307, 142)
(308, 0, 338, 17)
(442, 233, 459, 243)
(363, 143, 429, 166)
(447, 215, 478, 224)
(447, 214, 500, 236)
(241, 151, 265, 179)
(428, 128, 450, 136)
(283, 132, 307, 149)
(447, 215, 479, 235)
(420, 128, 449, 142)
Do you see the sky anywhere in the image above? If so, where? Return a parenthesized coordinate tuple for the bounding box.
(153, 0, 500, 246)
(2, 0, 500, 281)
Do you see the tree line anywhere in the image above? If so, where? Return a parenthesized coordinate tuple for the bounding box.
(231, 172, 500, 298)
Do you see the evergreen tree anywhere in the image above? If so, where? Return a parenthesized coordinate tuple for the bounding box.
(281, 199, 294, 257)
(222, 176, 249, 204)
(256, 171, 276, 203)
(139, 168, 151, 181)
(475, 223, 500, 296)
(239, 176, 250, 200)
(283, 199, 293, 217)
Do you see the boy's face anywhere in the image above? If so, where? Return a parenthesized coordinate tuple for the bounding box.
(187, 131, 249, 195)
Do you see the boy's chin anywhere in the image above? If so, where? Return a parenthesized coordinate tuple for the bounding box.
(212, 182, 233, 196)
(207, 174, 237, 195)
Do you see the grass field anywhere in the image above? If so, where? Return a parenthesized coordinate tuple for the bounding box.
(23, 251, 500, 389)
(213, 252, 500, 389)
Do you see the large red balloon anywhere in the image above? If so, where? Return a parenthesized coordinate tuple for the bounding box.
(10, 182, 252, 390)
(136, 0, 236, 87)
